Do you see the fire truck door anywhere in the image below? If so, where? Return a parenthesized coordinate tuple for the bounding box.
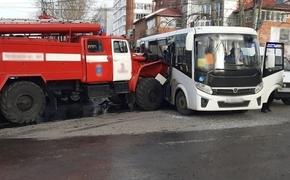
(111, 40, 132, 81)
(85, 39, 113, 82)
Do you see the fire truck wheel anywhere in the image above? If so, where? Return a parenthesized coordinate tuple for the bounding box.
(175, 91, 192, 116)
(136, 78, 163, 111)
(282, 98, 290, 105)
(0, 81, 46, 124)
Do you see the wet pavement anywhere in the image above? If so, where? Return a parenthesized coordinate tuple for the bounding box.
(0, 101, 129, 129)
(1, 122, 290, 180)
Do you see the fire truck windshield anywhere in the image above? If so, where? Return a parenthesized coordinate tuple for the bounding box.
(195, 34, 260, 72)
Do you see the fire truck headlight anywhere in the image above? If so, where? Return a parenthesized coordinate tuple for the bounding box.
(255, 82, 263, 94)
(195, 82, 213, 95)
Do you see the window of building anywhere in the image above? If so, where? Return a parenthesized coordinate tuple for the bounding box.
(261, 10, 286, 22)
(135, 3, 152, 10)
(280, 29, 290, 44)
(202, 4, 211, 15)
(136, 13, 146, 20)
(266, 11, 271, 20)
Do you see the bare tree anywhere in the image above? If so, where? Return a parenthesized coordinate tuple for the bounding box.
(38, 0, 93, 21)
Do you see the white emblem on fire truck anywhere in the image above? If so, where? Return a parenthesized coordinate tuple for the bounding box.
(118, 63, 128, 73)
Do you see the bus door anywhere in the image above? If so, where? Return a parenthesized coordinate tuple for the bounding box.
(262, 42, 284, 103)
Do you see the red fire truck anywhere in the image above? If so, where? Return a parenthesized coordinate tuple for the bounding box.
(0, 22, 168, 124)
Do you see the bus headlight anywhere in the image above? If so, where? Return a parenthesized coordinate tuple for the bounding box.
(195, 82, 213, 95)
(255, 82, 263, 94)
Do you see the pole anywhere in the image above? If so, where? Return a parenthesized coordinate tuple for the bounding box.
(240, 0, 245, 26)
(252, 0, 258, 29)
(257, 0, 263, 30)
(211, 0, 216, 26)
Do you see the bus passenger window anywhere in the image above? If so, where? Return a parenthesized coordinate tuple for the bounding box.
(174, 34, 192, 77)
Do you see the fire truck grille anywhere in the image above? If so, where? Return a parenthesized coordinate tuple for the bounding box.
(213, 88, 255, 96)
(113, 81, 129, 93)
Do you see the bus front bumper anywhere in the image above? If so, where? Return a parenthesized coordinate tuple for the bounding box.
(193, 90, 263, 111)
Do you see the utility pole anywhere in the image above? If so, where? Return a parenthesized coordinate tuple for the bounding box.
(211, 0, 216, 26)
(256, 0, 263, 30)
(252, 0, 258, 29)
(239, 0, 245, 26)
(40, 0, 46, 15)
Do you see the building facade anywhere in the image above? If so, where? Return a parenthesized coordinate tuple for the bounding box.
(113, 0, 153, 36)
(233, 0, 290, 46)
(152, 0, 182, 11)
(183, 0, 239, 27)
(92, 7, 114, 35)
(134, 8, 182, 39)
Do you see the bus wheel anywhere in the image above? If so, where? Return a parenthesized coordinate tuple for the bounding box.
(175, 91, 192, 115)
(282, 98, 290, 105)
(136, 78, 163, 111)
(0, 81, 46, 124)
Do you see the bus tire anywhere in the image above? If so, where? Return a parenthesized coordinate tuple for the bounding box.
(0, 81, 46, 124)
(175, 90, 192, 115)
(282, 98, 290, 105)
(136, 78, 163, 111)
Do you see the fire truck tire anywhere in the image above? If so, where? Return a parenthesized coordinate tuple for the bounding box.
(0, 81, 46, 124)
(136, 78, 163, 111)
(282, 98, 290, 105)
(175, 91, 193, 115)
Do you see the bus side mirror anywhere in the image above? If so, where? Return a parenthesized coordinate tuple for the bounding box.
(186, 32, 194, 51)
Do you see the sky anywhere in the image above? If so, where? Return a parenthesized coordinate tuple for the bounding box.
(0, 0, 114, 19)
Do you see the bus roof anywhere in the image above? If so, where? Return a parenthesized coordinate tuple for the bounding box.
(138, 26, 257, 43)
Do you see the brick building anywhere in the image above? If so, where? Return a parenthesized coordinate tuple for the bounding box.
(182, 0, 239, 27)
(134, 8, 182, 40)
(113, 0, 153, 36)
(152, 0, 182, 11)
(233, 0, 290, 58)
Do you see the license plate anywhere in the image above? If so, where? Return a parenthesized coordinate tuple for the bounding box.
(225, 98, 244, 104)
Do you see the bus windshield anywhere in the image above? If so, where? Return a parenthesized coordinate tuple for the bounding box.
(195, 34, 261, 72)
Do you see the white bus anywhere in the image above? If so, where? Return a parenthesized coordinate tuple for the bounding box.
(137, 26, 284, 114)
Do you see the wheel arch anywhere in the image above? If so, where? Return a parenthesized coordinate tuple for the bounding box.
(262, 83, 281, 104)
(129, 60, 168, 92)
(173, 84, 189, 106)
(0, 75, 46, 92)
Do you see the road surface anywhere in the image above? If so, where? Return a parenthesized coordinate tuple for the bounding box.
(0, 101, 290, 179)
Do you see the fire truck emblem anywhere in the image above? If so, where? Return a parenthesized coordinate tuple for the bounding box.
(96, 65, 103, 76)
(118, 63, 128, 73)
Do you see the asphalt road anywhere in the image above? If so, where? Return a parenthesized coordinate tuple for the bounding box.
(1, 123, 290, 180)
(0, 101, 290, 180)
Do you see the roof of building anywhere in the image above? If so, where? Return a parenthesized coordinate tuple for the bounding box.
(145, 8, 182, 19)
(236, 0, 290, 12)
(134, 8, 182, 25)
